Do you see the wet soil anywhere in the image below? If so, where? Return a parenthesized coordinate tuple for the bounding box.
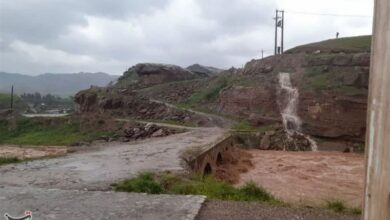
(238, 150, 364, 208)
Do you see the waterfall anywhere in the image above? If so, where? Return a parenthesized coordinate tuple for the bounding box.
(278, 72, 318, 151)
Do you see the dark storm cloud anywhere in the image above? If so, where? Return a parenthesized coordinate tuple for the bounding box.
(0, 0, 373, 75)
(0, 0, 168, 43)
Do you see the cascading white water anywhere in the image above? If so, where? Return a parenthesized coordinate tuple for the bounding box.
(278, 72, 318, 151)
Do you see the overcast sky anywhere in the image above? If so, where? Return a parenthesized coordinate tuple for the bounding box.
(0, 0, 374, 75)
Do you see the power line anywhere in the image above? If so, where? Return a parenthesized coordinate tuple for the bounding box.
(285, 11, 372, 18)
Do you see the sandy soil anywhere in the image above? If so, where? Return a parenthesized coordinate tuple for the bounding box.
(238, 150, 364, 208)
(0, 145, 67, 159)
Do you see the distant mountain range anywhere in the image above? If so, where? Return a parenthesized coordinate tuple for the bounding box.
(0, 72, 119, 96)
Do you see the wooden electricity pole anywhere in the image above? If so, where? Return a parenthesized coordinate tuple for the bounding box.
(363, 0, 390, 219)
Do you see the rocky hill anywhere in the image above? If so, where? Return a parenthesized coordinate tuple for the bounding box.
(0, 72, 118, 96)
(186, 64, 224, 77)
(75, 36, 371, 151)
(115, 63, 198, 89)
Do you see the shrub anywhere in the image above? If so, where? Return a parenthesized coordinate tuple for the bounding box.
(238, 181, 273, 202)
(114, 172, 163, 194)
(188, 77, 230, 103)
(326, 200, 347, 212)
(114, 172, 277, 203)
(0, 157, 21, 166)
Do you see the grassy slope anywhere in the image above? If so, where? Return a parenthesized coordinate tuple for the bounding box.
(293, 36, 371, 95)
(288, 35, 371, 53)
(0, 117, 113, 146)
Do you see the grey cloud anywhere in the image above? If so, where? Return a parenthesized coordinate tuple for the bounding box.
(0, 0, 373, 75)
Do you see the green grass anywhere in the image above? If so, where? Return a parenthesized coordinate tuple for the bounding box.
(0, 117, 114, 146)
(290, 35, 371, 52)
(232, 121, 274, 133)
(114, 172, 279, 203)
(187, 77, 231, 104)
(303, 67, 368, 96)
(232, 120, 255, 131)
(114, 172, 163, 194)
(0, 157, 21, 166)
(325, 200, 362, 214)
(335, 86, 367, 96)
(148, 119, 198, 128)
(322, 36, 371, 51)
(326, 200, 347, 212)
(116, 69, 139, 88)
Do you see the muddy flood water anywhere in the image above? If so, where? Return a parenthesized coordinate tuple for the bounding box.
(238, 150, 364, 208)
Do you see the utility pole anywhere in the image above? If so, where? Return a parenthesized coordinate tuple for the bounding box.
(10, 84, 14, 110)
(261, 49, 264, 59)
(274, 10, 278, 55)
(363, 0, 390, 219)
(274, 9, 285, 55)
(281, 10, 285, 54)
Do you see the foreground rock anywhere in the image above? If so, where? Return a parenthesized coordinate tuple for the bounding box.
(0, 187, 205, 220)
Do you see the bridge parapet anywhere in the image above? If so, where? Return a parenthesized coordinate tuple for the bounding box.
(188, 135, 234, 176)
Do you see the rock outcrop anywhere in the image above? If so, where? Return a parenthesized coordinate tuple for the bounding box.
(117, 63, 197, 88)
(186, 64, 223, 77)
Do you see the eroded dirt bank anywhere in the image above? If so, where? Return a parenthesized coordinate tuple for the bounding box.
(238, 150, 364, 208)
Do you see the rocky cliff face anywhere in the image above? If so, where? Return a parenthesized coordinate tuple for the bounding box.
(217, 44, 369, 143)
